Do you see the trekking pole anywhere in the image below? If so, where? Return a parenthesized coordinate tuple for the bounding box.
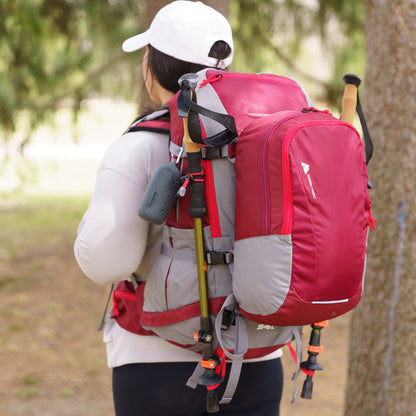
(341, 73, 361, 124)
(300, 320, 329, 399)
(178, 74, 223, 414)
(342, 73, 374, 168)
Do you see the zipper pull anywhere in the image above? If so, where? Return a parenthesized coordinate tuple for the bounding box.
(301, 107, 333, 116)
(177, 176, 191, 197)
(200, 72, 224, 88)
(367, 199, 377, 231)
(368, 209, 377, 231)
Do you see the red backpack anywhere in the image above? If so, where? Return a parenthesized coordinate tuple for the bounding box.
(109, 71, 375, 407)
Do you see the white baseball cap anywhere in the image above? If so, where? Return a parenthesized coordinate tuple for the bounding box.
(122, 1, 234, 69)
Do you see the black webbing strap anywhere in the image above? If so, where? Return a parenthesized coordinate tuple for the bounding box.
(184, 97, 237, 134)
(200, 146, 228, 160)
(178, 89, 238, 147)
(127, 126, 170, 134)
(356, 93, 374, 165)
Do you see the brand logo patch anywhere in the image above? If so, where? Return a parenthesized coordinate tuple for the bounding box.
(257, 324, 275, 330)
(301, 161, 317, 199)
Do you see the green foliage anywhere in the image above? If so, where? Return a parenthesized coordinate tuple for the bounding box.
(230, 0, 365, 104)
(0, 0, 366, 150)
(0, 0, 144, 148)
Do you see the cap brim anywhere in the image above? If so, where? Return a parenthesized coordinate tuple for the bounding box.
(122, 31, 150, 53)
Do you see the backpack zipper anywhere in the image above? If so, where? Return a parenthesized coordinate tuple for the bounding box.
(280, 119, 362, 234)
(200, 71, 296, 88)
(260, 112, 302, 234)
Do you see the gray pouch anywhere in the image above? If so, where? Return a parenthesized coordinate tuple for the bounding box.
(138, 162, 182, 225)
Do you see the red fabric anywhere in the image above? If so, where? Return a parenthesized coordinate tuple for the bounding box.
(132, 120, 170, 130)
(202, 159, 222, 238)
(289, 119, 368, 305)
(235, 112, 298, 240)
(204, 70, 309, 134)
(287, 342, 314, 377)
(112, 281, 155, 336)
(140, 297, 227, 327)
(240, 288, 362, 326)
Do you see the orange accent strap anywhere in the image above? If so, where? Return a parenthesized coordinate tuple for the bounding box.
(201, 359, 216, 369)
(207, 348, 226, 391)
(286, 342, 314, 377)
(314, 320, 329, 327)
(309, 345, 324, 354)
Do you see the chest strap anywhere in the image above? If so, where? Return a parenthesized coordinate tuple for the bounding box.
(161, 244, 233, 265)
(169, 142, 229, 161)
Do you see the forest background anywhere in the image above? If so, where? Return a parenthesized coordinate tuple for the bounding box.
(1, 1, 415, 415)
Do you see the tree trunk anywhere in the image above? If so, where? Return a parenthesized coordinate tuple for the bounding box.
(345, 1, 416, 415)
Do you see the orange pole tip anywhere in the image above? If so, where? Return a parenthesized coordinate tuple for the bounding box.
(201, 359, 216, 369)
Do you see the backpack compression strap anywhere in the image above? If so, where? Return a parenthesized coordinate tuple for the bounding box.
(356, 94, 374, 165)
(127, 120, 170, 134)
(178, 88, 238, 147)
(342, 74, 373, 166)
(124, 108, 170, 135)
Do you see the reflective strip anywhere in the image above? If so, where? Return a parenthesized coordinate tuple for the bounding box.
(312, 299, 349, 304)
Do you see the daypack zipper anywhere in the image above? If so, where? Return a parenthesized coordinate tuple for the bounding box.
(261, 112, 363, 235)
(280, 118, 363, 234)
(260, 112, 302, 234)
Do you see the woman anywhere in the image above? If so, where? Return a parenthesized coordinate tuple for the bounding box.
(74, 2, 283, 415)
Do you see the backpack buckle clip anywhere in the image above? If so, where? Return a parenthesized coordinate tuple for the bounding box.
(206, 251, 234, 265)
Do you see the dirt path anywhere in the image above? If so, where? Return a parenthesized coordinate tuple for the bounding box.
(0, 206, 350, 415)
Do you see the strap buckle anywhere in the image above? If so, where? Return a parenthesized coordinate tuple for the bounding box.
(201, 146, 228, 160)
(205, 251, 234, 265)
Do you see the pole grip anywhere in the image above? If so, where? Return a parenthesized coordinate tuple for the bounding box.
(341, 73, 362, 124)
(183, 117, 201, 154)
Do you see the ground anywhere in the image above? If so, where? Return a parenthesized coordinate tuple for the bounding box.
(0, 195, 351, 416)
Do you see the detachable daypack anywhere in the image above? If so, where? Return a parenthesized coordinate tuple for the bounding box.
(233, 107, 375, 326)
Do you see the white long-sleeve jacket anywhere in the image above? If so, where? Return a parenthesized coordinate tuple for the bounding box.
(74, 128, 281, 368)
(74, 129, 203, 367)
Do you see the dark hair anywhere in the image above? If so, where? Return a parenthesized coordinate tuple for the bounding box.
(147, 40, 232, 94)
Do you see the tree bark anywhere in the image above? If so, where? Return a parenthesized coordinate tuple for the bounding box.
(345, 1, 416, 415)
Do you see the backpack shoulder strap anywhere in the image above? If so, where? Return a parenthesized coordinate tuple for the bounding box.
(124, 108, 170, 135)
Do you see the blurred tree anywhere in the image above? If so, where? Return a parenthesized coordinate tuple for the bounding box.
(231, 0, 365, 104)
(0, 0, 144, 152)
(345, 1, 416, 415)
(0, 0, 365, 153)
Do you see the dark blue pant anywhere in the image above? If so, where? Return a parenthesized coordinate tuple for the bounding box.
(112, 358, 283, 416)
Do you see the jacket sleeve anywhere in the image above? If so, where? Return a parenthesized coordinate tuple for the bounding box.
(74, 131, 168, 285)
